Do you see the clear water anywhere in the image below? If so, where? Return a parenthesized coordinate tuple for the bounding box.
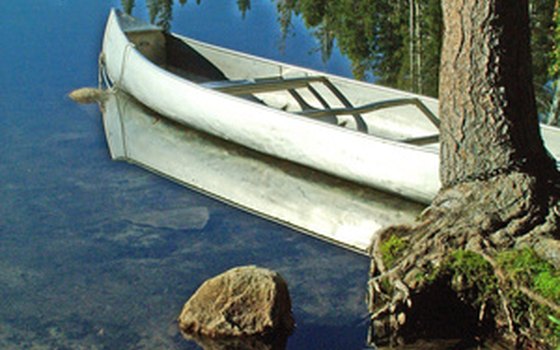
(0, 1, 371, 349)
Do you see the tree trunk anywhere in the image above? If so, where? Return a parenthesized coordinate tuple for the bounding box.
(409, 0, 416, 92)
(368, 1, 560, 348)
(439, 0, 554, 186)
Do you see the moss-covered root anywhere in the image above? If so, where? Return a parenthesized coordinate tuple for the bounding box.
(495, 249, 560, 347)
(367, 173, 560, 349)
(368, 244, 560, 349)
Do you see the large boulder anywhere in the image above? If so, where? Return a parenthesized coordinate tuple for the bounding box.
(178, 266, 295, 338)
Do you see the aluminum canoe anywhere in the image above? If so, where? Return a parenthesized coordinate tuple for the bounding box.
(100, 9, 560, 204)
(101, 9, 443, 204)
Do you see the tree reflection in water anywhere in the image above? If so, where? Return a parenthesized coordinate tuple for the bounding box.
(123, 0, 558, 122)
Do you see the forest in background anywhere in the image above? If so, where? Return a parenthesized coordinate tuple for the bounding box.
(123, 0, 560, 123)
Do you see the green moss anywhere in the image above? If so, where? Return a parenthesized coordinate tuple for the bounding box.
(411, 250, 498, 305)
(497, 248, 560, 348)
(407, 248, 559, 347)
(550, 315, 560, 328)
(497, 248, 560, 304)
(549, 315, 560, 347)
(379, 235, 407, 268)
(535, 272, 560, 302)
(379, 276, 394, 294)
(446, 250, 498, 304)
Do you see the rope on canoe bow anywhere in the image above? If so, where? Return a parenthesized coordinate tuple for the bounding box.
(98, 43, 136, 93)
(116, 43, 135, 91)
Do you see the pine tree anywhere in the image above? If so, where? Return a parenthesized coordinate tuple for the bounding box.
(121, 0, 135, 14)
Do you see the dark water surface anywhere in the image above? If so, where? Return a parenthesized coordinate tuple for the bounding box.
(0, 1, 370, 349)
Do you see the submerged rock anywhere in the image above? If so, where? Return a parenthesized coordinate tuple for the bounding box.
(178, 266, 294, 338)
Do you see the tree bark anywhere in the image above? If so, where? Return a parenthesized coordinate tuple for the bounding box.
(439, 0, 555, 186)
(368, 1, 560, 348)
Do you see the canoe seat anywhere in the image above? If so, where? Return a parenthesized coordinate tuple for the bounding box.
(299, 98, 440, 129)
(206, 76, 441, 135)
(207, 76, 369, 132)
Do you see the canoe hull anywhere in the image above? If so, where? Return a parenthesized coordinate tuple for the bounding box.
(102, 10, 440, 204)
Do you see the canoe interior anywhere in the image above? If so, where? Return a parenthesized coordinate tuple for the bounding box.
(123, 26, 441, 149)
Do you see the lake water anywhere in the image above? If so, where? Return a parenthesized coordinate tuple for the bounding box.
(0, 1, 372, 349)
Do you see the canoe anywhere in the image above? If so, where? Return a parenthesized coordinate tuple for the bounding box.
(101, 91, 425, 254)
(100, 9, 560, 204)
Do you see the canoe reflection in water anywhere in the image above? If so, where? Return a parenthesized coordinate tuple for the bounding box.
(100, 91, 424, 254)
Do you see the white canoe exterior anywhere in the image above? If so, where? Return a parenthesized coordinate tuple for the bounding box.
(102, 9, 441, 204)
(101, 9, 560, 205)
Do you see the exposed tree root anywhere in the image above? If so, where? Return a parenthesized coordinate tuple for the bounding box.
(367, 171, 560, 349)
